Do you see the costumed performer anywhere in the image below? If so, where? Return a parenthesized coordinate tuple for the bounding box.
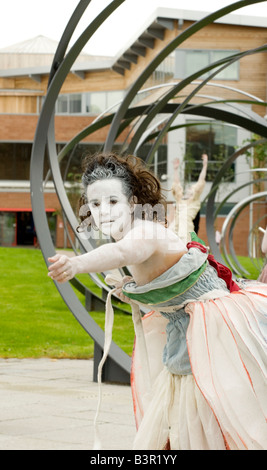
(48, 152, 267, 450)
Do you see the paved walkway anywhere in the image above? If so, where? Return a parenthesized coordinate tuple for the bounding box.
(0, 358, 136, 450)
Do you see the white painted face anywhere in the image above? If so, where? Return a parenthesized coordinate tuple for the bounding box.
(87, 178, 133, 240)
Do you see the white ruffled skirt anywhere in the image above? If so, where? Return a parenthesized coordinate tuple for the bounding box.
(131, 283, 267, 450)
(133, 370, 226, 450)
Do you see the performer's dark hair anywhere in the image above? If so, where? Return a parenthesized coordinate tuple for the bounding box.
(77, 152, 167, 231)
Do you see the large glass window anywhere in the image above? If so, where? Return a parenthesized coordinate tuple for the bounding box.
(185, 50, 210, 78)
(0, 143, 61, 181)
(185, 121, 237, 182)
(144, 48, 239, 89)
(0, 142, 122, 182)
(136, 144, 168, 181)
(69, 94, 82, 113)
(0, 143, 32, 180)
(0, 211, 56, 247)
(106, 90, 124, 111)
(57, 95, 68, 113)
(56, 90, 124, 115)
(175, 49, 239, 80)
(0, 212, 16, 246)
(88, 92, 106, 114)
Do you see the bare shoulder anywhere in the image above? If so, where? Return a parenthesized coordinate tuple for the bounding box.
(124, 219, 186, 251)
(124, 219, 166, 237)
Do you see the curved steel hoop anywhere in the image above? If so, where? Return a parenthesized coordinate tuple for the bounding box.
(104, 0, 267, 151)
(30, 0, 131, 383)
(142, 45, 267, 164)
(30, 0, 267, 382)
(220, 192, 267, 276)
(205, 140, 267, 264)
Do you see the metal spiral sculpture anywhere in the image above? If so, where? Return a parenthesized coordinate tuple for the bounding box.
(30, 0, 267, 382)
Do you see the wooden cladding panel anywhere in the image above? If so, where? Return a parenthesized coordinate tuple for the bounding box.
(0, 114, 130, 143)
(0, 21, 266, 116)
(0, 96, 38, 114)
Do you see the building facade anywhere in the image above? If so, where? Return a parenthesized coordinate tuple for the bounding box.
(0, 7, 267, 255)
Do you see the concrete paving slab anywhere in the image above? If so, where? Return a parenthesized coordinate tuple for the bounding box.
(0, 358, 136, 450)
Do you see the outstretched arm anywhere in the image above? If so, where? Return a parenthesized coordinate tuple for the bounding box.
(48, 226, 158, 284)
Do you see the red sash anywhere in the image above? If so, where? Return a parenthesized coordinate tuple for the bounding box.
(187, 241, 240, 293)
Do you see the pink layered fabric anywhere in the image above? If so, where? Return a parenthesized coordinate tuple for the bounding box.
(186, 284, 267, 450)
(131, 311, 168, 429)
(131, 283, 267, 450)
(258, 265, 267, 284)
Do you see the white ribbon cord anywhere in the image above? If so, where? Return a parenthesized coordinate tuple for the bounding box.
(131, 302, 152, 394)
(93, 285, 116, 450)
(92, 273, 152, 450)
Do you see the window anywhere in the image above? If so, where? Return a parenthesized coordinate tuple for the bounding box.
(175, 49, 239, 81)
(0, 211, 56, 247)
(56, 90, 124, 115)
(144, 52, 175, 88)
(185, 50, 210, 78)
(0, 143, 32, 180)
(144, 48, 239, 89)
(87, 92, 106, 114)
(0, 143, 60, 181)
(57, 95, 68, 113)
(107, 90, 124, 111)
(184, 121, 237, 182)
(69, 94, 82, 113)
(0, 212, 16, 246)
(136, 144, 168, 180)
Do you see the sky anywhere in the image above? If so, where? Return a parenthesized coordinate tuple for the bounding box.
(1, 0, 267, 57)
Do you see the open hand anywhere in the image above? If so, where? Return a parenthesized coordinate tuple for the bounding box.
(48, 254, 77, 283)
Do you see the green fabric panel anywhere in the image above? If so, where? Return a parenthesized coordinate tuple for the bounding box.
(190, 231, 206, 246)
(122, 261, 208, 305)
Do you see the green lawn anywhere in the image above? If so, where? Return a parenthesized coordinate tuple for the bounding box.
(235, 256, 261, 280)
(0, 247, 261, 360)
(0, 247, 135, 359)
